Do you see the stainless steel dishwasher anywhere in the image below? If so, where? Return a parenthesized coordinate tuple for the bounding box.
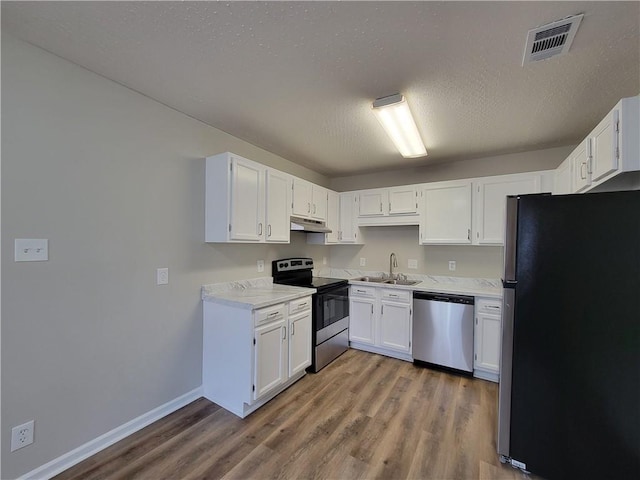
(412, 292, 475, 374)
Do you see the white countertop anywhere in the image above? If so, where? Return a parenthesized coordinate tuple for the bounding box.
(319, 268, 502, 299)
(202, 277, 316, 310)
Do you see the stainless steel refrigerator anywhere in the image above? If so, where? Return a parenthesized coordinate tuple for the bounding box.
(498, 191, 640, 479)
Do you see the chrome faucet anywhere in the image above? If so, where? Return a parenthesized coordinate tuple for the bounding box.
(389, 252, 398, 279)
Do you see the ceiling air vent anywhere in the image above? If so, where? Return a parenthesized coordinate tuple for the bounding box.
(522, 14, 583, 65)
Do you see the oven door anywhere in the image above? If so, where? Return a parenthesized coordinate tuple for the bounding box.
(313, 284, 349, 332)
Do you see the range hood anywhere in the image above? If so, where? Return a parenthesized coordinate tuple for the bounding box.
(290, 216, 332, 233)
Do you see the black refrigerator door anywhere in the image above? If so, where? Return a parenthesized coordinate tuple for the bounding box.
(509, 191, 640, 479)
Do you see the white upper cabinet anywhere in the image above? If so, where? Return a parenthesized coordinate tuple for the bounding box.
(553, 155, 573, 195)
(292, 178, 327, 222)
(557, 95, 639, 194)
(357, 187, 420, 226)
(206, 152, 264, 242)
(338, 192, 363, 243)
(570, 138, 592, 193)
(205, 152, 292, 243)
(388, 186, 419, 215)
(420, 180, 472, 244)
(324, 190, 340, 244)
(474, 172, 547, 245)
(359, 189, 388, 217)
(265, 170, 291, 243)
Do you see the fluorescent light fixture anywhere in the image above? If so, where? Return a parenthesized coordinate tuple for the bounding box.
(372, 94, 427, 158)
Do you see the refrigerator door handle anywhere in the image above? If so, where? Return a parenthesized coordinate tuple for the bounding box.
(503, 196, 519, 283)
(497, 287, 516, 457)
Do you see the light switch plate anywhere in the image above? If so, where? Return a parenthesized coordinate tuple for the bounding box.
(448, 261, 456, 271)
(257, 260, 265, 273)
(408, 259, 418, 269)
(15, 239, 48, 262)
(359, 257, 366, 267)
(156, 268, 169, 285)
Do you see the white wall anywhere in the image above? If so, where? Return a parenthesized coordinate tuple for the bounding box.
(1, 34, 329, 479)
(329, 227, 503, 278)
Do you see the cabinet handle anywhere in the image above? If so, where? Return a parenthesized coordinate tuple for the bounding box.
(313, 204, 317, 214)
(339, 231, 342, 240)
(282, 326, 287, 340)
(388, 202, 391, 212)
(291, 323, 295, 335)
(258, 223, 263, 235)
(389, 294, 399, 297)
(356, 289, 366, 293)
(308, 202, 311, 213)
(380, 203, 383, 212)
(468, 229, 471, 241)
(268, 312, 278, 318)
(580, 162, 587, 180)
(267, 224, 272, 237)
(371, 304, 373, 315)
(381, 305, 384, 315)
(587, 157, 593, 175)
(298, 302, 307, 308)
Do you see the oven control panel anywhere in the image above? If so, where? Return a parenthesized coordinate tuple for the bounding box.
(273, 257, 314, 273)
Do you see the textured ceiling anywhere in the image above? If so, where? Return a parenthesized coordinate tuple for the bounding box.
(2, 1, 639, 176)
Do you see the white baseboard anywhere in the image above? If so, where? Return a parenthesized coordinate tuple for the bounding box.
(20, 386, 203, 480)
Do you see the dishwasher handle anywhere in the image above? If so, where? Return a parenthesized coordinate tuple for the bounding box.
(413, 291, 475, 305)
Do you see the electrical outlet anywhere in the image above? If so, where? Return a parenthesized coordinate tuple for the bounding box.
(257, 260, 265, 273)
(11, 420, 34, 452)
(15, 239, 48, 262)
(156, 268, 169, 285)
(322, 256, 327, 265)
(359, 257, 366, 267)
(408, 259, 418, 269)
(448, 261, 456, 271)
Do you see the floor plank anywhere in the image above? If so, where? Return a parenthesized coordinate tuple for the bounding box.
(55, 349, 538, 480)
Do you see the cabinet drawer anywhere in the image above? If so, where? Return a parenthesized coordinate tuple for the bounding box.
(350, 285, 376, 298)
(380, 288, 411, 303)
(255, 303, 286, 326)
(476, 299, 502, 315)
(289, 296, 312, 315)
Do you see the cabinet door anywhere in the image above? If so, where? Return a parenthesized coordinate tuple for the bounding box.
(474, 313, 501, 374)
(311, 185, 328, 221)
(254, 319, 287, 400)
(292, 178, 312, 218)
(339, 193, 359, 243)
(289, 311, 312, 377)
(421, 181, 472, 244)
(265, 170, 291, 243)
(590, 109, 618, 183)
(379, 301, 412, 353)
(571, 139, 592, 193)
(359, 190, 388, 216)
(349, 298, 375, 345)
(325, 190, 339, 244)
(389, 186, 418, 215)
(475, 174, 540, 245)
(553, 156, 573, 194)
(230, 157, 264, 241)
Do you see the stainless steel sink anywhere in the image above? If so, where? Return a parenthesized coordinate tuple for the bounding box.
(384, 279, 421, 286)
(353, 276, 420, 286)
(354, 276, 386, 283)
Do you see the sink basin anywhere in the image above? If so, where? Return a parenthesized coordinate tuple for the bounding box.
(384, 279, 421, 286)
(354, 276, 386, 283)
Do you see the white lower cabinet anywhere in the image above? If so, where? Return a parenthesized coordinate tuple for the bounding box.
(473, 298, 502, 383)
(203, 296, 312, 418)
(349, 286, 412, 361)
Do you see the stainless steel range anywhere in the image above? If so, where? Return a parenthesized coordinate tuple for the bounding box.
(272, 258, 349, 372)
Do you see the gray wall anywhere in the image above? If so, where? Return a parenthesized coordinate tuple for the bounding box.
(1, 34, 329, 479)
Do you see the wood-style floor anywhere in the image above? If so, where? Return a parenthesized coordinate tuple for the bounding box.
(55, 350, 536, 480)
